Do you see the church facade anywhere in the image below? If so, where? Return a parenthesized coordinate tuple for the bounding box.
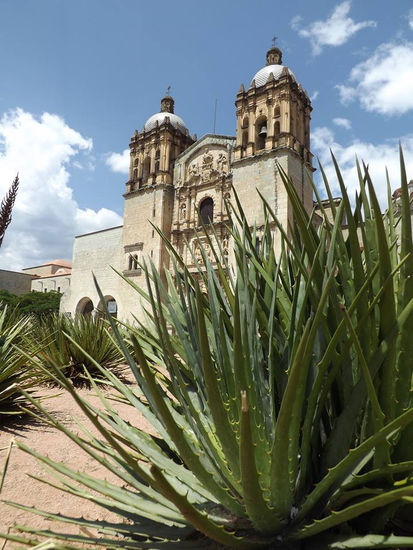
(60, 46, 314, 321)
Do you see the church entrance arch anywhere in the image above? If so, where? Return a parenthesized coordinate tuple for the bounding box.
(76, 297, 94, 317)
(97, 295, 118, 318)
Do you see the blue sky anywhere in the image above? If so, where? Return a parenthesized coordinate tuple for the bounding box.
(0, 0, 412, 269)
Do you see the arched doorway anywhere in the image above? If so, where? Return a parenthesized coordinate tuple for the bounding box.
(76, 297, 94, 317)
(97, 295, 118, 318)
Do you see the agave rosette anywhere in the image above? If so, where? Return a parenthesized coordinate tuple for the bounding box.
(1, 150, 413, 548)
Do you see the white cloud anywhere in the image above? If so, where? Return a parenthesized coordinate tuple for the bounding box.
(311, 126, 413, 208)
(310, 90, 319, 102)
(0, 108, 122, 271)
(105, 149, 130, 174)
(408, 9, 413, 31)
(341, 41, 413, 115)
(333, 117, 352, 129)
(335, 84, 358, 105)
(291, 1, 376, 55)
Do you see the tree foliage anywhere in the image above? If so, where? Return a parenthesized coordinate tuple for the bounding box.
(0, 290, 62, 316)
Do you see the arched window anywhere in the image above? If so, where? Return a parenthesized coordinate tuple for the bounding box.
(274, 105, 280, 117)
(255, 116, 267, 151)
(274, 121, 280, 138)
(241, 116, 249, 129)
(242, 130, 248, 148)
(199, 197, 214, 225)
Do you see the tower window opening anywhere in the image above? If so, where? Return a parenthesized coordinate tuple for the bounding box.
(142, 157, 151, 182)
(128, 254, 138, 271)
(199, 197, 214, 225)
(155, 148, 160, 159)
(155, 160, 160, 173)
(274, 121, 280, 138)
(242, 130, 248, 148)
(256, 116, 267, 151)
(241, 116, 249, 129)
(274, 106, 280, 117)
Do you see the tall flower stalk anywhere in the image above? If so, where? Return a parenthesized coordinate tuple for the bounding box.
(0, 174, 19, 248)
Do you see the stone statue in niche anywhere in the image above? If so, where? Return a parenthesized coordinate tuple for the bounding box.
(180, 202, 187, 220)
(222, 234, 229, 259)
(217, 153, 227, 174)
(194, 241, 203, 263)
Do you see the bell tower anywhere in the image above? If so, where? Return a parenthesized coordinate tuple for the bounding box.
(232, 45, 313, 250)
(126, 94, 193, 192)
(234, 46, 311, 163)
(120, 95, 193, 319)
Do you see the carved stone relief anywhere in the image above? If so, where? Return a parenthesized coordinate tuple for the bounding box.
(186, 147, 229, 184)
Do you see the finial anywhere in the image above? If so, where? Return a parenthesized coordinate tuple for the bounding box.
(161, 91, 175, 114)
(266, 38, 282, 66)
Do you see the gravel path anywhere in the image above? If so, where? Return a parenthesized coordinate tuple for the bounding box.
(0, 372, 155, 547)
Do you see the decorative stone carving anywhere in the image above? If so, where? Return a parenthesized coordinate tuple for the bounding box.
(202, 149, 213, 170)
(217, 153, 228, 174)
(193, 238, 214, 264)
(188, 162, 199, 181)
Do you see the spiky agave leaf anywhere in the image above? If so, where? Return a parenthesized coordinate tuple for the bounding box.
(0, 305, 38, 418)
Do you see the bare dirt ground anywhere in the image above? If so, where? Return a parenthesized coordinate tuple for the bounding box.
(0, 369, 155, 547)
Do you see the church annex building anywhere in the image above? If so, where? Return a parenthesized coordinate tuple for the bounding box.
(60, 45, 314, 321)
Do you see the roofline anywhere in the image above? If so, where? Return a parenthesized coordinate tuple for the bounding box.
(175, 133, 236, 161)
(33, 272, 72, 280)
(0, 269, 37, 277)
(75, 225, 123, 239)
(22, 262, 71, 272)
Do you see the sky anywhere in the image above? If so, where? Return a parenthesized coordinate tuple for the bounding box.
(0, 0, 412, 270)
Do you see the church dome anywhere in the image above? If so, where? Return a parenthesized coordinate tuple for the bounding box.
(144, 112, 188, 133)
(251, 45, 295, 87)
(251, 64, 295, 87)
(143, 93, 188, 134)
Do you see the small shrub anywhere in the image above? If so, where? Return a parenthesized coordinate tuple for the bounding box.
(0, 306, 36, 418)
(26, 314, 124, 385)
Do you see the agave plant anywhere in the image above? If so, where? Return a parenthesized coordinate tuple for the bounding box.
(24, 314, 125, 385)
(1, 151, 413, 548)
(0, 305, 36, 418)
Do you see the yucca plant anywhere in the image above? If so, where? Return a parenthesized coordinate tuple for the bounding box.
(0, 305, 36, 418)
(25, 314, 124, 385)
(1, 150, 413, 548)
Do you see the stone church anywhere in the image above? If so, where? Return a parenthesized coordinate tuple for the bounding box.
(60, 45, 314, 321)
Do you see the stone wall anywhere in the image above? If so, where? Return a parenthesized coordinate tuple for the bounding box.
(0, 270, 36, 295)
(31, 274, 71, 294)
(60, 226, 126, 318)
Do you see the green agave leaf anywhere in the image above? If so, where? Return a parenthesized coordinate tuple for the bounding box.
(293, 484, 413, 539)
(306, 534, 413, 549)
(295, 406, 413, 524)
(150, 464, 267, 549)
(239, 391, 280, 533)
